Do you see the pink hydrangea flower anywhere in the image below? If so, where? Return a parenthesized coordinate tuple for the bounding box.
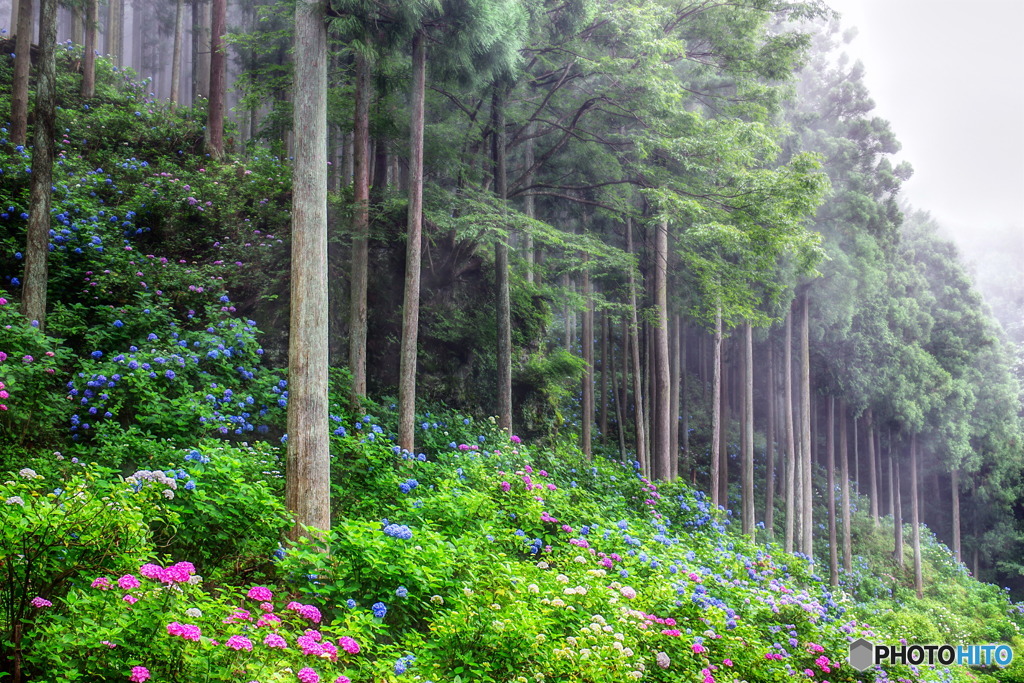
(118, 575, 141, 590)
(297, 634, 323, 656)
(123, 594, 138, 605)
(139, 564, 164, 581)
(297, 668, 320, 683)
(167, 622, 201, 641)
(619, 586, 637, 599)
(226, 635, 253, 651)
(248, 586, 273, 601)
(264, 633, 287, 649)
(129, 666, 151, 682)
(31, 597, 52, 608)
(692, 643, 706, 654)
(92, 576, 112, 590)
(334, 677, 351, 683)
(338, 636, 360, 654)
(297, 604, 321, 623)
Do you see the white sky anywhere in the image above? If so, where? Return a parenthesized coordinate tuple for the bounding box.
(822, 0, 1024, 252)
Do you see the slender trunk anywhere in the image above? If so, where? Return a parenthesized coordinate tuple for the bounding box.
(853, 413, 860, 497)
(349, 52, 371, 410)
(894, 449, 904, 566)
(710, 308, 722, 507)
(910, 433, 923, 598)
(600, 309, 609, 444)
(523, 124, 536, 284)
(719, 350, 729, 507)
(342, 132, 354, 186)
(626, 220, 647, 473)
(491, 87, 512, 434)
(612, 319, 627, 461)
(397, 31, 426, 452)
(10, 0, 17, 32)
(826, 395, 838, 585)
(562, 271, 572, 351)
(81, 0, 97, 98)
(951, 468, 961, 563)
(742, 323, 754, 537)
(669, 315, 680, 481)
(206, 0, 226, 157)
(10, 0, 33, 146)
(784, 310, 795, 553)
(765, 339, 776, 539)
(191, 0, 210, 103)
(681, 320, 690, 479)
(580, 257, 593, 457)
(886, 429, 894, 521)
(840, 401, 852, 573)
(867, 410, 878, 523)
(21, 0, 57, 329)
(800, 291, 813, 559)
(286, 0, 330, 537)
(169, 0, 184, 106)
(653, 220, 671, 481)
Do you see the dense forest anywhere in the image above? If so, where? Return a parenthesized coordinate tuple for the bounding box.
(1, 0, 1023, 681)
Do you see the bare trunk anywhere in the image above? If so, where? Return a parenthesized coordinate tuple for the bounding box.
(742, 323, 754, 537)
(669, 314, 680, 480)
(826, 395, 838, 585)
(191, 0, 210, 103)
(681, 321, 690, 479)
(710, 307, 722, 507)
(626, 219, 647, 473)
(523, 125, 536, 284)
(21, 0, 57, 329)
(491, 88, 512, 434)
(840, 401, 852, 573)
(397, 31, 426, 452)
(800, 291, 813, 559)
(580, 258, 593, 457)
(764, 339, 775, 539)
(784, 311, 795, 553)
(10, 0, 33, 146)
(910, 433, 923, 598)
(348, 52, 371, 409)
(951, 468, 961, 563)
(81, 0, 97, 98)
(286, 0, 330, 538)
(600, 309, 609, 444)
(894, 449, 904, 566)
(612, 318, 627, 461)
(653, 219, 671, 481)
(867, 409, 878, 523)
(169, 0, 184, 106)
(206, 0, 226, 157)
(718, 348, 729, 507)
(342, 132, 354, 186)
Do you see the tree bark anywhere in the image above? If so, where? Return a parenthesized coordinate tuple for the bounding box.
(951, 468, 961, 564)
(523, 124, 536, 284)
(600, 308, 609, 444)
(191, 0, 210, 103)
(718, 346, 729, 507)
(783, 311, 795, 553)
(764, 339, 775, 539)
(492, 87, 513, 434)
(580, 256, 593, 457)
(348, 51, 371, 410)
(81, 0, 97, 98)
(397, 31, 426, 452)
(10, 0, 33, 146)
(653, 219, 671, 481)
(910, 433, 923, 598)
(612, 318, 627, 461)
(669, 314, 680, 481)
(894, 448, 904, 566)
(168, 0, 184, 106)
(206, 0, 226, 157)
(742, 323, 754, 537)
(626, 219, 647, 474)
(21, 0, 57, 329)
(826, 395, 838, 585)
(867, 409, 878, 524)
(800, 290, 813, 559)
(286, 0, 330, 538)
(710, 307, 722, 507)
(840, 401, 852, 573)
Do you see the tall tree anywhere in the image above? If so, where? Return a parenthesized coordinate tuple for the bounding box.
(107, 0, 124, 66)
(800, 290, 813, 559)
(840, 401, 852, 573)
(652, 218, 671, 481)
(81, 0, 97, 98)
(742, 322, 754, 536)
(10, 0, 33, 146)
(826, 395, 838, 585)
(286, 0, 330, 537)
(397, 29, 426, 452)
(348, 51, 371, 410)
(169, 0, 185, 106)
(493, 86, 513, 433)
(206, 0, 227, 157)
(21, 0, 58, 328)
(784, 309, 796, 553)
